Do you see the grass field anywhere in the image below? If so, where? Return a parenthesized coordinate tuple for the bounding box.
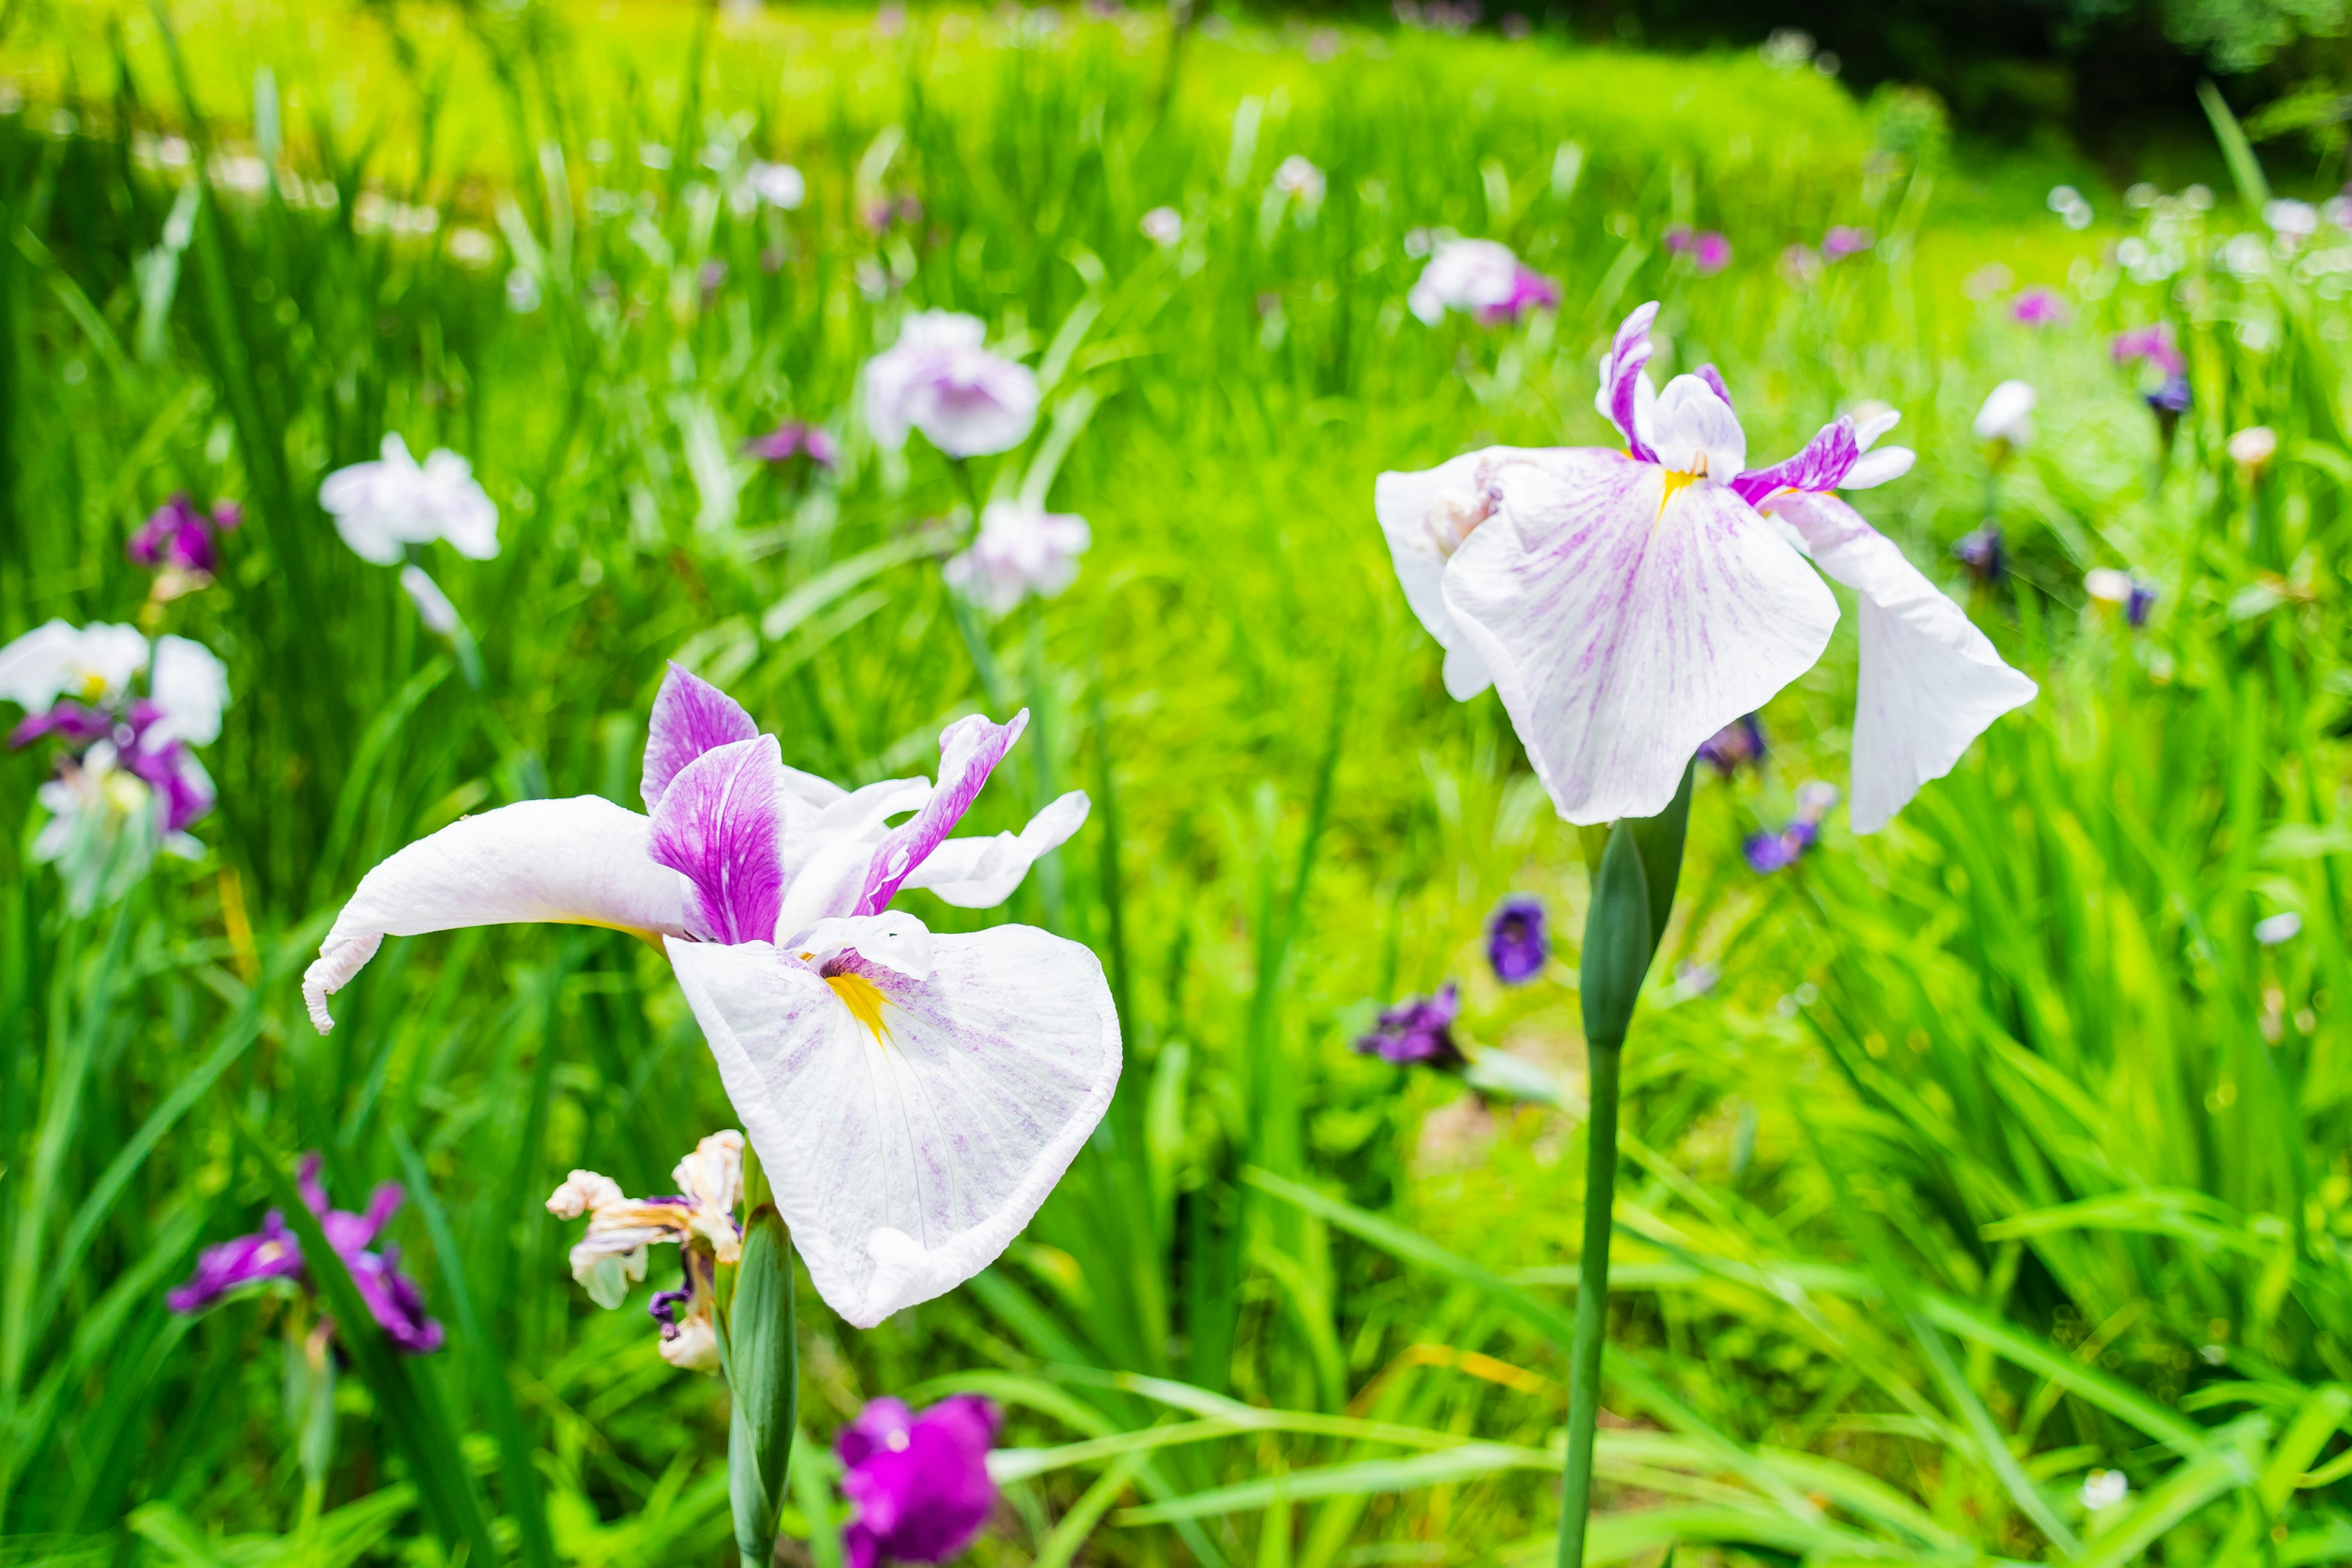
(6, 2, 2352, 1564)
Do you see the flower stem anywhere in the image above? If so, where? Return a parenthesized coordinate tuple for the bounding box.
(1556, 1035, 1620, 1568)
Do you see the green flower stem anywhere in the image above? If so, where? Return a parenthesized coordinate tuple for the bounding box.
(1558, 1035, 1620, 1568)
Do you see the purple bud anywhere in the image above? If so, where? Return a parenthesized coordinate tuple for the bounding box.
(1485, 895, 1548, 984)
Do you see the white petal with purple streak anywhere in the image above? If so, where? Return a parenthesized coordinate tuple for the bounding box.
(1441, 449, 1839, 824)
(900, 790, 1090, 907)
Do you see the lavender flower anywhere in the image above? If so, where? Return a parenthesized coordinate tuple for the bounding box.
(1696, 712, 1766, 777)
(2112, 323, 2185, 377)
(838, 1395, 1003, 1568)
(1820, 225, 1873, 261)
(2010, 287, 2065, 326)
(864, 312, 1040, 459)
(943, 499, 1091, 614)
(129, 493, 241, 580)
(168, 1153, 445, 1355)
(744, 419, 840, 469)
(1356, 984, 1464, 1066)
(1743, 782, 1838, 875)
(1664, 227, 1732, 274)
(1485, 895, 1548, 984)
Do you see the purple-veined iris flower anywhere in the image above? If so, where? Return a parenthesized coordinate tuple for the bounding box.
(2010, 287, 2066, 326)
(1664, 227, 1732, 274)
(838, 1395, 1002, 1568)
(548, 1130, 744, 1369)
(1743, 780, 1838, 874)
(1357, 983, 1464, 1066)
(746, 419, 840, 469)
(943, 500, 1091, 614)
(1485, 895, 1548, 984)
(129, 493, 241, 581)
(1820, 225, 1874, 262)
(864, 312, 1041, 459)
(1408, 239, 1561, 327)
(169, 1152, 445, 1355)
(319, 434, 499, 566)
(303, 665, 1119, 1328)
(1697, 713, 1766, 777)
(1376, 301, 2035, 832)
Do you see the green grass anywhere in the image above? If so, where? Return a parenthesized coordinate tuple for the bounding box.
(5, 2, 2352, 1564)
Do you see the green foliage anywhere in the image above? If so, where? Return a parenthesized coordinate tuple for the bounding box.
(6, 2, 2352, 1565)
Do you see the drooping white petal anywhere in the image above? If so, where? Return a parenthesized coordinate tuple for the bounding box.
(1441, 450, 1839, 824)
(899, 790, 1089, 908)
(149, 635, 230, 746)
(303, 796, 693, 1031)
(1373, 448, 1555, 701)
(1767, 491, 2038, 834)
(1842, 447, 1915, 489)
(666, 922, 1120, 1327)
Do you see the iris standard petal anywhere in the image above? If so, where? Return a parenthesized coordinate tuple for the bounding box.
(649, 736, 788, 944)
(665, 924, 1120, 1327)
(1441, 450, 1839, 824)
(1767, 491, 2038, 834)
(643, 663, 760, 812)
(149, 635, 230, 747)
(853, 712, 1027, 916)
(303, 796, 693, 1031)
(899, 790, 1090, 908)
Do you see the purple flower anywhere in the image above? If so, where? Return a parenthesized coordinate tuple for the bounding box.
(864, 312, 1040, 459)
(1356, 983, 1464, 1066)
(2085, 568, 2158, 628)
(169, 1153, 445, 1355)
(129, 494, 241, 578)
(1664, 227, 1732, 274)
(744, 419, 840, 469)
(1820, 225, 1874, 261)
(838, 1395, 1002, 1568)
(1953, 524, 2004, 586)
(2145, 374, 2193, 417)
(2113, 323, 2185, 377)
(1696, 712, 1766, 777)
(1407, 239, 1559, 326)
(1485, 895, 1548, 984)
(2010, 287, 2065, 326)
(1743, 782, 1838, 875)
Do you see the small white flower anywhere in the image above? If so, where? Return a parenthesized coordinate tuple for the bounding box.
(2255, 911, 2302, 945)
(148, 635, 230, 747)
(2081, 1469, 2129, 1512)
(2226, 425, 2279, 469)
(1973, 380, 2037, 446)
(0, 620, 150, 711)
(863, 312, 1040, 458)
(745, 160, 806, 210)
(945, 499, 1092, 613)
(320, 434, 500, 565)
(1140, 205, 1183, 245)
(447, 227, 497, 266)
(2084, 568, 2135, 603)
(2264, 198, 2320, 244)
(1271, 155, 1325, 206)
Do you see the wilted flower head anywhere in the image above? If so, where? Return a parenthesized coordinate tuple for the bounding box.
(1973, 380, 2037, 447)
(838, 1395, 1003, 1568)
(1744, 780, 1838, 874)
(1953, 524, 2005, 586)
(548, 1131, 745, 1370)
(169, 1153, 444, 1355)
(1270, 155, 1326, 206)
(864, 311, 1041, 459)
(1407, 238, 1559, 326)
(319, 434, 500, 566)
(2111, 323, 2184, 377)
(744, 418, 840, 469)
(2227, 424, 2278, 471)
(1140, 205, 1183, 245)
(1820, 225, 1873, 261)
(306, 665, 1117, 1329)
(2084, 568, 2157, 627)
(2010, 287, 2066, 326)
(130, 493, 241, 582)
(2255, 911, 2302, 945)
(943, 499, 1091, 614)
(744, 160, 806, 210)
(1697, 712, 1767, 776)
(1664, 227, 1732, 274)
(1357, 983, 1463, 1066)
(1375, 301, 2032, 832)
(1485, 895, 1548, 984)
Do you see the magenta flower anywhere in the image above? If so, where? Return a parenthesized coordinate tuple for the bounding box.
(169, 1153, 445, 1354)
(839, 1395, 1002, 1568)
(744, 419, 840, 469)
(129, 494, 241, 578)
(1357, 984, 1464, 1066)
(2112, 323, 2184, 377)
(1664, 227, 1732, 274)
(1820, 225, 1874, 262)
(1485, 896, 1548, 984)
(2010, 287, 2066, 326)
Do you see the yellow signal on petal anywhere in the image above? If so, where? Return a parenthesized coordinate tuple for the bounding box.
(826, 972, 892, 1043)
(1657, 467, 1699, 516)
